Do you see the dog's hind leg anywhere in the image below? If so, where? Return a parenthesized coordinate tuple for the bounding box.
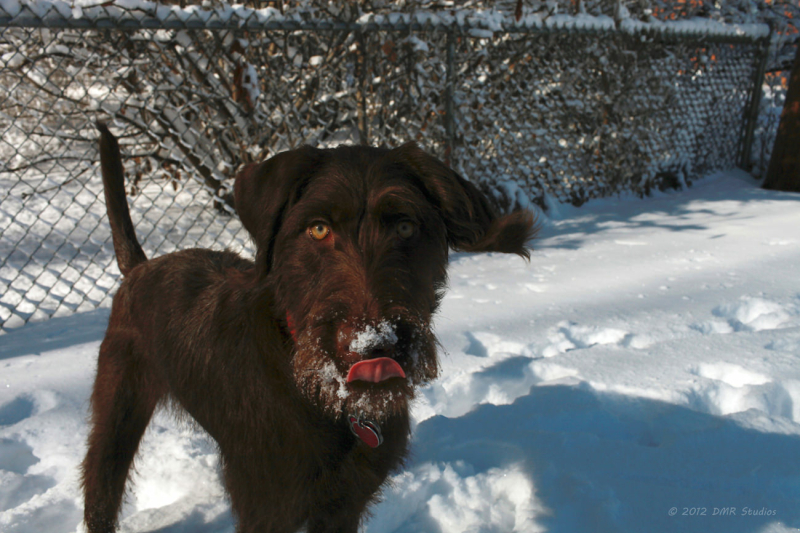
(81, 332, 163, 533)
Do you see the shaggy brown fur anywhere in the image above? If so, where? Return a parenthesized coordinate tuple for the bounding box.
(82, 123, 536, 533)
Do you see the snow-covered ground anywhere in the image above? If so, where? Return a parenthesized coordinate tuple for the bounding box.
(1, 169, 799, 533)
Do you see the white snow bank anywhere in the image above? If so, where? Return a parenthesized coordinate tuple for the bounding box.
(1, 169, 799, 532)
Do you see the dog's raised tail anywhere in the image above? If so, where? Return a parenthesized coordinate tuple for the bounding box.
(97, 122, 147, 276)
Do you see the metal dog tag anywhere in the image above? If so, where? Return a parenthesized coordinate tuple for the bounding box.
(348, 415, 383, 448)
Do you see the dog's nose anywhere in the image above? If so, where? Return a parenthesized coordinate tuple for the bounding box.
(338, 320, 399, 362)
(366, 346, 395, 360)
(339, 341, 397, 366)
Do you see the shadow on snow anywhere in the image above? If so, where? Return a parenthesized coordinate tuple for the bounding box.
(407, 383, 800, 533)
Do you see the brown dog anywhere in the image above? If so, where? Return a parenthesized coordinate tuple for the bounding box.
(82, 124, 535, 533)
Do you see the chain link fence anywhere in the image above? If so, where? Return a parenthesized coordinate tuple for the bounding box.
(0, 3, 773, 331)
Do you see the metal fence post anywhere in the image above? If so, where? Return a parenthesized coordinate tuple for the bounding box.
(739, 30, 773, 170)
(445, 29, 456, 167)
(357, 28, 369, 145)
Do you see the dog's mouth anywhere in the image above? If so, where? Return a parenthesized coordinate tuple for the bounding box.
(346, 357, 406, 383)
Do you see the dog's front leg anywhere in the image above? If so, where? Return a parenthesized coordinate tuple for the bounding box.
(304, 454, 395, 533)
(305, 505, 363, 533)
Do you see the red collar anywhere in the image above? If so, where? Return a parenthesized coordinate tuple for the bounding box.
(286, 312, 297, 341)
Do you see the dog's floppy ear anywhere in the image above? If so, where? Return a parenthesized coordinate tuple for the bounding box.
(391, 143, 537, 258)
(235, 146, 324, 275)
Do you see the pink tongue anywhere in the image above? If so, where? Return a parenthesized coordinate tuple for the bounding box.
(346, 357, 406, 383)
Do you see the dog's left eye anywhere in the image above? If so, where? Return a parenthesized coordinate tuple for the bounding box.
(309, 223, 331, 241)
(396, 221, 417, 239)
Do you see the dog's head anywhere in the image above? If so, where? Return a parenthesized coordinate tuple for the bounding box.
(235, 143, 536, 423)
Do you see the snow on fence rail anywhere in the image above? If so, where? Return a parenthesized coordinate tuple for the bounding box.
(0, 1, 772, 331)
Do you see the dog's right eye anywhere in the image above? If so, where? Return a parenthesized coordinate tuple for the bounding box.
(309, 223, 331, 241)
(396, 220, 417, 239)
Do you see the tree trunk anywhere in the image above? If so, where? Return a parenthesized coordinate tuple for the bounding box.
(763, 44, 800, 192)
